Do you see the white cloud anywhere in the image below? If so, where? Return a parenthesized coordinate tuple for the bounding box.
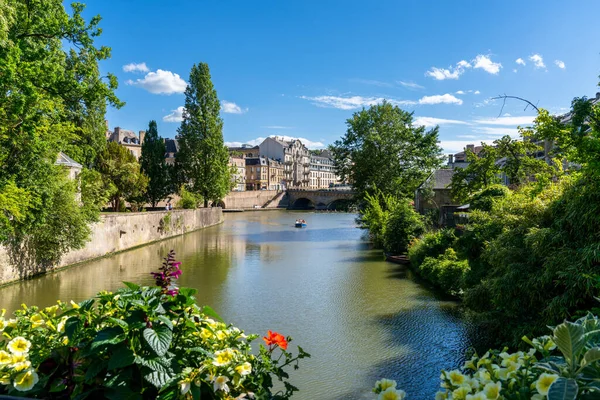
(472, 55, 502, 74)
(455, 90, 466, 95)
(515, 58, 526, 66)
(474, 126, 521, 137)
(425, 66, 463, 80)
(351, 78, 393, 87)
(123, 62, 149, 73)
(418, 93, 463, 105)
(457, 135, 477, 139)
(413, 117, 470, 127)
(262, 125, 293, 129)
(398, 81, 425, 90)
(513, 69, 518, 73)
(529, 54, 545, 69)
(163, 106, 185, 123)
(126, 69, 187, 94)
(221, 100, 248, 114)
(555, 60, 566, 69)
(299, 95, 415, 110)
(473, 116, 536, 126)
(473, 90, 481, 95)
(226, 135, 325, 150)
(439, 140, 494, 154)
(457, 60, 472, 68)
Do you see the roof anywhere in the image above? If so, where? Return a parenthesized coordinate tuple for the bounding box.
(245, 157, 267, 166)
(419, 169, 455, 190)
(165, 138, 179, 154)
(55, 152, 82, 169)
(228, 145, 259, 151)
(454, 145, 485, 159)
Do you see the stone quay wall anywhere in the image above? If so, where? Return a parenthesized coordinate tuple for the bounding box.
(0, 208, 223, 286)
(222, 190, 287, 209)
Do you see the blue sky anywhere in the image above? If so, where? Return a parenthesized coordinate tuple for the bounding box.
(86, 0, 600, 153)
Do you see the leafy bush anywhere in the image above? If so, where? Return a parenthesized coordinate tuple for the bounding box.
(416, 248, 469, 295)
(177, 186, 201, 209)
(408, 228, 457, 268)
(374, 312, 600, 399)
(0, 251, 308, 399)
(469, 184, 511, 212)
(382, 199, 425, 255)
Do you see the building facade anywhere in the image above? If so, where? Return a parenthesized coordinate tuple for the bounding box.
(267, 158, 284, 191)
(245, 157, 269, 191)
(106, 126, 145, 159)
(229, 155, 246, 191)
(309, 150, 338, 189)
(259, 137, 310, 188)
(227, 144, 260, 159)
(164, 138, 179, 165)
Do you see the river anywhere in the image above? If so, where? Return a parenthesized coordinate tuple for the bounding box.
(0, 211, 484, 399)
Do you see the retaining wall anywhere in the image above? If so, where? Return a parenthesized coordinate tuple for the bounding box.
(222, 190, 286, 209)
(0, 208, 223, 285)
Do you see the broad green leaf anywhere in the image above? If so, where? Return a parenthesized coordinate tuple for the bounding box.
(583, 348, 600, 367)
(107, 317, 129, 330)
(144, 371, 173, 389)
(65, 317, 82, 340)
(548, 377, 578, 400)
(105, 386, 142, 400)
(157, 315, 173, 330)
(108, 347, 135, 370)
(135, 356, 171, 373)
(91, 327, 125, 349)
(553, 322, 585, 363)
(178, 287, 197, 298)
(122, 281, 140, 290)
(143, 325, 172, 357)
(79, 298, 95, 312)
(202, 305, 223, 322)
(188, 347, 213, 357)
(84, 360, 107, 381)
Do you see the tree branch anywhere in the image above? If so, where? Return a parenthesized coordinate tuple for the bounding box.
(491, 94, 541, 117)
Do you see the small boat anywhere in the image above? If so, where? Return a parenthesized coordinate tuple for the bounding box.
(295, 219, 307, 228)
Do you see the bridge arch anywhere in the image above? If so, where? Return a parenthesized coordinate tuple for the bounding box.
(213, 200, 226, 209)
(327, 199, 353, 211)
(291, 198, 315, 210)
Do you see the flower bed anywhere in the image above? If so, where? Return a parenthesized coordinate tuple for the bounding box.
(0, 251, 309, 399)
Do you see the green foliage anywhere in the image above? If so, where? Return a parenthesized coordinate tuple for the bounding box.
(141, 121, 173, 207)
(450, 144, 501, 203)
(0, 257, 309, 399)
(417, 248, 469, 295)
(329, 101, 443, 199)
(176, 63, 231, 208)
(0, 0, 120, 270)
(382, 199, 425, 255)
(97, 142, 149, 212)
(469, 184, 511, 212)
(358, 190, 393, 248)
(177, 186, 201, 209)
(408, 228, 457, 268)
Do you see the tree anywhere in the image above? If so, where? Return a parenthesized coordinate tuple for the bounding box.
(329, 101, 443, 199)
(97, 142, 148, 212)
(0, 0, 121, 268)
(450, 144, 501, 202)
(140, 120, 172, 207)
(176, 63, 231, 208)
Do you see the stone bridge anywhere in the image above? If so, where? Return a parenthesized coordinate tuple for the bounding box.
(287, 189, 356, 210)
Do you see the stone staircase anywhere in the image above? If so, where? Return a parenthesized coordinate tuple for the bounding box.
(262, 191, 288, 208)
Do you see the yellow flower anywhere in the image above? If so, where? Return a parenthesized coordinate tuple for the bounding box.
(204, 318, 218, 329)
(482, 381, 501, 399)
(13, 369, 39, 392)
(7, 319, 17, 328)
(30, 314, 44, 329)
(452, 386, 471, 400)
(378, 387, 406, 400)
(62, 337, 69, 345)
(7, 337, 31, 355)
(375, 379, 397, 392)
(44, 305, 59, 316)
(464, 358, 477, 371)
(200, 328, 213, 341)
(466, 393, 487, 400)
(70, 300, 80, 309)
(216, 330, 228, 341)
(57, 317, 68, 333)
(0, 351, 11, 365)
(11, 353, 27, 365)
(235, 362, 252, 376)
(213, 349, 235, 366)
(536, 373, 559, 395)
(0, 374, 10, 385)
(435, 391, 448, 400)
(448, 370, 466, 386)
(12, 361, 31, 372)
(213, 375, 230, 393)
(0, 319, 5, 332)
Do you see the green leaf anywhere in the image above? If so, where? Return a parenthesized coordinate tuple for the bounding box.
(143, 325, 172, 357)
(202, 305, 223, 322)
(157, 315, 173, 330)
(108, 347, 135, 370)
(105, 386, 142, 400)
(135, 356, 171, 373)
(187, 347, 213, 357)
(122, 281, 140, 290)
(92, 327, 125, 349)
(144, 371, 173, 389)
(79, 298, 95, 312)
(582, 347, 600, 367)
(84, 360, 107, 380)
(65, 317, 82, 340)
(178, 287, 197, 298)
(107, 317, 129, 330)
(554, 322, 586, 364)
(548, 377, 578, 400)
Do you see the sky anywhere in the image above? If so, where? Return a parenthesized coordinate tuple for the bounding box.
(85, 0, 600, 154)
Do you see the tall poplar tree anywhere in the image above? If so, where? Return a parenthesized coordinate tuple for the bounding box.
(176, 63, 231, 207)
(140, 120, 171, 207)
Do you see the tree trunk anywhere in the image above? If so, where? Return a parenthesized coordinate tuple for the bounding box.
(204, 198, 208, 208)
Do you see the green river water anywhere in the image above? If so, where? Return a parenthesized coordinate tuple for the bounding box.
(0, 211, 484, 399)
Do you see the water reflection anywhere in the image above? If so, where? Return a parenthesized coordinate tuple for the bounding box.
(0, 211, 484, 399)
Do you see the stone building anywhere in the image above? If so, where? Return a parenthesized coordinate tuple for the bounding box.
(229, 155, 246, 191)
(164, 138, 179, 166)
(259, 137, 310, 188)
(106, 126, 145, 159)
(414, 169, 457, 215)
(245, 157, 269, 190)
(227, 144, 260, 158)
(309, 150, 338, 189)
(56, 152, 82, 180)
(267, 158, 284, 191)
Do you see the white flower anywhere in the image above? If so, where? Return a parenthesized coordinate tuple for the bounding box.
(482, 381, 501, 399)
(7, 337, 31, 355)
(375, 379, 397, 391)
(378, 387, 406, 400)
(536, 373, 559, 395)
(13, 369, 39, 392)
(180, 381, 191, 395)
(213, 375, 230, 393)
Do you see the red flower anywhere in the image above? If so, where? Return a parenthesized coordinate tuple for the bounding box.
(263, 330, 288, 350)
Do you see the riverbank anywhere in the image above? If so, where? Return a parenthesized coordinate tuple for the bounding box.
(0, 208, 223, 286)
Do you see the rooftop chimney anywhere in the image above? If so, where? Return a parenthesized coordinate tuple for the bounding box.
(139, 130, 145, 144)
(448, 154, 454, 165)
(466, 144, 475, 153)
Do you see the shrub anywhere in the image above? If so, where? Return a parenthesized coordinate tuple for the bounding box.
(382, 199, 425, 255)
(177, 186, 201, 209)
(469, 184, 511, 212)
(416, 248, 469, 295)
(0, 251, 308, 399)
(408, 228, 457, 268)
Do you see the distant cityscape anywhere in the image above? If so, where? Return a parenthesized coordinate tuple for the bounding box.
(104, 121, 345, 192)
